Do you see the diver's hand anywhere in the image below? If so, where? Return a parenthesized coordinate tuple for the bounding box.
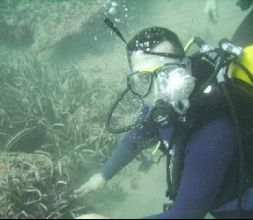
(204, 0, 218, 24)
(75, 213, 110, 219)
(74, 173, 106, 197)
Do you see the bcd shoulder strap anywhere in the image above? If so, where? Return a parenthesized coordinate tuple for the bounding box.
(166, 82, 227, 201)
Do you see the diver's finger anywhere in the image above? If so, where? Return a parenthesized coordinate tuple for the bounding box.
(74, 186, 86, 195)
(82, 186, 92, 195)
(69, 193, 79, 200)
(73, 190, 86, 199)
(73, 188, 81, 194)
(74, 187, 91, 197)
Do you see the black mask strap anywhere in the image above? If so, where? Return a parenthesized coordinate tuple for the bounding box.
(143, 51, 184, 59)
(104, 17, 185, 60)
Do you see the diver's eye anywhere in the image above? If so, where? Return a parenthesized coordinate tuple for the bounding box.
(128, 72, 152, 97)
(139, 73, 151, 84)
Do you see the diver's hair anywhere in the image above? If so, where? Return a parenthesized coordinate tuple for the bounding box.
(126, 27, 185, 58)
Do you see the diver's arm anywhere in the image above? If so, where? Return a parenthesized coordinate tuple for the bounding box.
(74, 105, 158, 196)
(74, 123, 159, 197)
(145, 115, 236, 219)
(74, 120, 158, 196)
(100, 120, 158, 181)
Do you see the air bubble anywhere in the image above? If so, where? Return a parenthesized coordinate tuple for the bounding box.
(144, 42, 150, 47)
(111, 1, 117, 7)
(114, 18, 121, 23)
(109, 6, 117, 15)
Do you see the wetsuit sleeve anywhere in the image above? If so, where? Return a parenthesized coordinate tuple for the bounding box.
(100, 105, 157, 181)
(145, 116, 236, 219)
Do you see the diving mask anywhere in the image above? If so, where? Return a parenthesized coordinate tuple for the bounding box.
(128, 61, 196, 103)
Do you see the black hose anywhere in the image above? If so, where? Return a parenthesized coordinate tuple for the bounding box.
(105, 87, 131, 134)
(193, 55, 225, 99)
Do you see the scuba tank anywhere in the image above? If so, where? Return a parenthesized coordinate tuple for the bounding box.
(170, 38, 253, 214)
(226, 45, 253, 188)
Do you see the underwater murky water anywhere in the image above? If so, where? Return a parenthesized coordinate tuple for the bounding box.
(0, 0, 250, 218)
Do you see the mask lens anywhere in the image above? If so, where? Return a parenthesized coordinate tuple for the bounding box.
(155, 64, 181, 92)
(128, 72, 152, 97)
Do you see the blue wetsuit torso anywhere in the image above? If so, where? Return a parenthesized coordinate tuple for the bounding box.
(100, 58, 253, 218)
(101, 112, 253, 218)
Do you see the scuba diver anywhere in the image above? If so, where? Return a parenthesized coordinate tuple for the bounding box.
(74, 23, 253, 218)
(205, 0, 253, 48)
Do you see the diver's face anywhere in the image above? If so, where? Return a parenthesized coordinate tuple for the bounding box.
(130, 41, 195, 112)
(131, 41, 176, 73)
